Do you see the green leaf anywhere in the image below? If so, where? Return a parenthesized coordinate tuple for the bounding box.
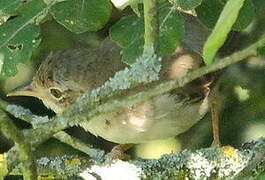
(110, 16, 144, 63)
(0, 22, 41, 76)
(0, 0, 21, 17)
(0, 0, 52, 76)
(257, 46, 265, 57)
(110, 16, 144, 48)
(110, 15, 144, 64)
(169, 0, 202, 10)
(0, 0, 22, 24)
(195, 0, 223, 28)
(233, 0, 255, 31)
(50, 0, 112, 34)
(158, 6, 184, 55)
(122, 38, 145, 64)
(203, 0, 246, 65)
(110, 5, 184, 64)
(196, 0, 254, 31)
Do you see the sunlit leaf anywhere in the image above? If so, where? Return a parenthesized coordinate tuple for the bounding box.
(203, 0, 246, 65)
(110, 0, 142, 10)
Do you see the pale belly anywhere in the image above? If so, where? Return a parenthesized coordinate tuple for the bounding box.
(80, 94, 208, 144)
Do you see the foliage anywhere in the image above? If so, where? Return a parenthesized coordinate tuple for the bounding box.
(0, 0, 111, 76)
(202, 0, 246, 64)
(196, 0, 255, 31)
(109, 5, 184, 64)
(0, 0, 259, 76)
(50, 0, 112, 33)
(169, 0, 203, 10)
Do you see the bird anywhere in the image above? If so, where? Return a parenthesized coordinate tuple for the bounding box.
(7, 38, 210, 144)
(7, 14, 217, 157)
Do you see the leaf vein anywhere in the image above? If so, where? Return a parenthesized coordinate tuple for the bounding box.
(0, 0, 20, 12)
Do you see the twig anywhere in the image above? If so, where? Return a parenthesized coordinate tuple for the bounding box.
(53, 131, 105, 161)
(0, 100, 105, 161)
(143, 0, 158, 54)
(0, 109, 37, 179)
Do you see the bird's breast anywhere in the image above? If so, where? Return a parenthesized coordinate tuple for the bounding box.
(80, 94, 206, 144)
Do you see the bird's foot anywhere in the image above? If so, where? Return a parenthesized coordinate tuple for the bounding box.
(105, 144, 133, 162)
(210, 90, 222, 147)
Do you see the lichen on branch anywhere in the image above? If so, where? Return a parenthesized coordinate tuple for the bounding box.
(2, 138, 265, 179)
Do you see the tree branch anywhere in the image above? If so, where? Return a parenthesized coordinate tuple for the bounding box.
(0, 109, 37, 179)
(0, 101, 105, 161)
(2, 138, 265, 179)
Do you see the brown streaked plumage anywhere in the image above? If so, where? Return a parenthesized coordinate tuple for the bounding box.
(9, 39, 126, 113)
(7, 38, 211, 144)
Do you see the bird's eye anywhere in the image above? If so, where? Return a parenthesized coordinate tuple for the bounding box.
(49, 88, 63, 99)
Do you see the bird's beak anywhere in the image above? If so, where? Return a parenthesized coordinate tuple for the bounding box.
(7, 83, 40, 98)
